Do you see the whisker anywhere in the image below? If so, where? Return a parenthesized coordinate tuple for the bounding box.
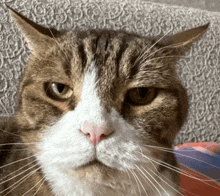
(140, 41, 189, 64)
(0, 154, 37, 169)
(139, 164, 170, 196)
(0, 159, 37, 182)
(138, 149, 182, 195)
(0, 129, 20, 137)
(134, 28, 173, 65)
(137, 151, 220, 191)
(139, 151, 199, 178)
(127, 168, 141, 196)
(32, 177, 46, 196)
(46, 26, 71, 63)
(135, 164, 162, 196)
(1, 167, 41, 195)
(145, 161, 185, 196)
(139, 55, 191, 66)
(125, 168, 132, 186)
(0, 162, 39, 185)
(144, 144, 220, 170)
(21, 176, 44, 196)
(0, 143, 37, 146)
(0, 148, 32, 151)
(137, 146, 161, 173)
(146, 166, 196, 196)
(131, 168, 148, 196)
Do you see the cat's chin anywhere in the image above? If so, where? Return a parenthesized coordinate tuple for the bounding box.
(63, 159, 120, 184)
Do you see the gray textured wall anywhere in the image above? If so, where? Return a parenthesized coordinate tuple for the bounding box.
(145, 0, 220, 12)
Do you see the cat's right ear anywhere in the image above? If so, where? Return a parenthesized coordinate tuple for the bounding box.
(7, 6, 59, 53)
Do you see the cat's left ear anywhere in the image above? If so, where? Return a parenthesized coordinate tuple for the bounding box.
(8, 6, 59, 53)
(161, 23, 209, 48)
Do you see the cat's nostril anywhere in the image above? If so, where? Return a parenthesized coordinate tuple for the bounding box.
(86, 133, 90, 138)
(80, 130, 91, 137)
(100, 133, 106, 138)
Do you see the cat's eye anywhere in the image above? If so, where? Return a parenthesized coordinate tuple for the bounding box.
(126, 87, 158, 106)
(45, 82, 73, 100)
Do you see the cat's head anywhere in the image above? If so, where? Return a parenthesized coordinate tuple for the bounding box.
(9, 7, 208, 195)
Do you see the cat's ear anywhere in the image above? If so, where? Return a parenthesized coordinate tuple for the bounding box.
(162, 23, 209, 48)
(8, 6, 59, 52)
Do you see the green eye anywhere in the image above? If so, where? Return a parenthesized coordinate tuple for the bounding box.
(46, 82, 73, 100)
(126, 87, 157, 106)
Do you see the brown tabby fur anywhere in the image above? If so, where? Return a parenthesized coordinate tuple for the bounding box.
(0, 7, 208, 196)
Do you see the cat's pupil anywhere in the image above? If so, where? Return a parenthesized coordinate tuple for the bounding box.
(57, 83, 65, 93)
(138, 88, 148, 98)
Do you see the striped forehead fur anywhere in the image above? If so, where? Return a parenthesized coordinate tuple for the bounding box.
(21, 29, 182, 91)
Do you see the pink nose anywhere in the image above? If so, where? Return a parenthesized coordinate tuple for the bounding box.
(81, 121, 113, 146)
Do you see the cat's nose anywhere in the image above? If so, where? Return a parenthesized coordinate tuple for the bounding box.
(80, 121, 113, 146)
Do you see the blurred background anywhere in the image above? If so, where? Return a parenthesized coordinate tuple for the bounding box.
(144, 0, 220, 12)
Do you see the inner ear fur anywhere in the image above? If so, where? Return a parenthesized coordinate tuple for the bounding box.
(159, 23, 209, 48)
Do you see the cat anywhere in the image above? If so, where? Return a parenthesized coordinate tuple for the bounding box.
(0, 7, 209, 196)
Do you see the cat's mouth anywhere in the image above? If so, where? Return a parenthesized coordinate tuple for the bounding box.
(64, 159, 117, 184)
(79, 159, 112, 170)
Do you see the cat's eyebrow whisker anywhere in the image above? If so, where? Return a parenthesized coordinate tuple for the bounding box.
(135, 164, 162, 196)
(0, 162, 39, 185)
(136, 41, 188, 67)
(127, 169, 142, 196)
(144, 165, 185, 196)
(0, 154, 37, 169)
(46, 26, 71, 63)
(1, 166, 41, 195)
(139, 55, 192, 65)
(129, 62, 184, 86)
(149, 41, 187, 60)
(21, 176, 45, 196)
(138, 151, 220, 190)
(134, 28, 173, 65)
(31, 30, 71, 69)
(144, 144, 220, 170)
(0, 159, 37, 182)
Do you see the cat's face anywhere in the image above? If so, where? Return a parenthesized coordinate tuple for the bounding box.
(9, 8, 208, 196)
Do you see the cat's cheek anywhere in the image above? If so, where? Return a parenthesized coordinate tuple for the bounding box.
(50, 100, 73, 113)
(35, 111, 95, 168)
